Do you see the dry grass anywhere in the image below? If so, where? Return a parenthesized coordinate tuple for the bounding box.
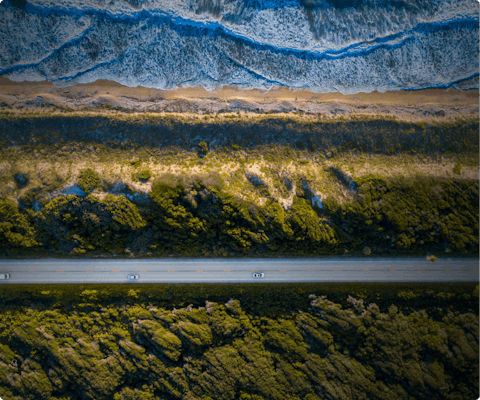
(2, 141, 477, 209)
(0, 111, 476, 207)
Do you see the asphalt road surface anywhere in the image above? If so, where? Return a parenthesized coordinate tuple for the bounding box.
(0, 258, 478, 283)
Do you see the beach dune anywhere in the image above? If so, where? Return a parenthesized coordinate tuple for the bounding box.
(0, 77, 477, 120)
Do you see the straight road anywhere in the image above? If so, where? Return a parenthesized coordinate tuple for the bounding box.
(0, 258, 478, 283)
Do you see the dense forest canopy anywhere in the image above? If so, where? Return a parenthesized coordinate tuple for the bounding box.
(0, 173, 478, 257)
(0, 282, 478, 400)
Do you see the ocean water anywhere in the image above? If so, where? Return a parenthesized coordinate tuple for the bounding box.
(0, 0, 478, 94)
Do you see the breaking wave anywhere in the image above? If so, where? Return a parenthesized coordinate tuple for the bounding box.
(0, 0, 478, 93)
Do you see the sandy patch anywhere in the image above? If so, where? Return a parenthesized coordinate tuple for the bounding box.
(0, 77, 477, 121)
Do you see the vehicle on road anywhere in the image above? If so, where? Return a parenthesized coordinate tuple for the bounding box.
(252, 273, 264, 278)
(0, 273, 10, 280)
(128, 274, 139, 280)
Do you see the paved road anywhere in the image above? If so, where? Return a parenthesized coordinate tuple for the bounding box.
(0, 258, 478, 283)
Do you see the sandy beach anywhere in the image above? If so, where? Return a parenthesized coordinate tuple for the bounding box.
(0, 77, 477, 120)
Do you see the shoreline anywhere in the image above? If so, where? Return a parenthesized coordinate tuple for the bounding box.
(0, 77, 478, 121)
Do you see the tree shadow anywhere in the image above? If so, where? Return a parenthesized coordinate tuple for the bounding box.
(328, 166, 357, 192)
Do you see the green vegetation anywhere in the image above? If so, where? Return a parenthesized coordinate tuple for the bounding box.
(0, 282, 477, 400)
(0, 174, 477, 257)
(453, 163, 462, 175)
(34, 194, 146, 255)
(0, 114, 477, 158)
(77, 168, 101, 193)
(130, 159, 143, 168)
(137, 169, 152, 181)
(198, 141, 209, 157)
(0, 113, 476, 257)
(0, 199, 37, 249)
(131, 169, 151, 182)
(0, 116, 478, 209)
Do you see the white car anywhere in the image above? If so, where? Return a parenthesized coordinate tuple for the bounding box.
(252, 273, 264, 278)
(128, 274, 139, 280)
(0, 273, 10, 280)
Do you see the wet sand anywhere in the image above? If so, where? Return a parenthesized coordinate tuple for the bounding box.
(0, 77, 478, 120)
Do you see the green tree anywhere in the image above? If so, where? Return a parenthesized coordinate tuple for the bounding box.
(148, 176, 213, 254)
(137, 169, 152, 181)
(77, 168, 101, 193)
(287, 197, 336, 246)
(36, 195, 146, 254)
(103, 195, 147, 231)
(198, 141, 209, 157)
(114, 386, 156, 400)
(0, 198, 38, 249)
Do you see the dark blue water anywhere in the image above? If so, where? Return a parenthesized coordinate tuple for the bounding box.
(0, 0, 478, 93)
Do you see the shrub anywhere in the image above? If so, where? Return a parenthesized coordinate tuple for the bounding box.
(200, 171, 225, 191)
(39, 169, 63, 192)
(150, 178, 184, 204)
(198, 141, 209, 157)
(19, 189, 38, 209)
(452, 163, 461, 175)
(36, 194, 146, 254)
(427, 255, 438, 262)
(363, 246, 372, 255)
(288, 197, 336, 244)
(0, 198, 38, 248)
(77, 168, 101, 193)
(137, 169, 152, 182)
(130, 159, 142, 168)
(398, 290, 417, 300)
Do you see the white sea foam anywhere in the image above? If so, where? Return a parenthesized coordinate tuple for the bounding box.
(0, 0, 478, 93)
